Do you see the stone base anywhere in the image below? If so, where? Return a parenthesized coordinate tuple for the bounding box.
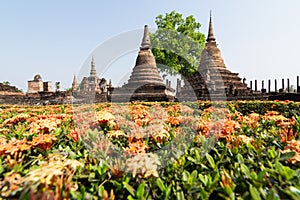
(111, 84, 175, 102)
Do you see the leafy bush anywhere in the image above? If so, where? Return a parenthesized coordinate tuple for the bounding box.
(0, 101, 299, 199)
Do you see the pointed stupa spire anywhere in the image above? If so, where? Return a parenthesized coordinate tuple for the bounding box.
(90, 56, 97, 77)
(72, 74, 77, 85)
(206, 11, 216, 43)
(140, 25, 151, 50)
(72, 73, 78, 90)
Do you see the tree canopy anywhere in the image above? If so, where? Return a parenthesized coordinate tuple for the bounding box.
(151, 11, 206, 78)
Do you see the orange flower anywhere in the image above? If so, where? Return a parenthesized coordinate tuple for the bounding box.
(31, 134, 57, 150)
(262, 111, 295, 142)
(197, 118, 210, 137)
(166, 104, 181, 116)
(220, 120, 240, 140)
(130, 104, 151, 126)
(2, 113, 29, 126)
(166, 116, 182, 126)
(220, 169, 234, 189)
(124, 140, 149, 155)
(242, 113, 260, 128)
(1, 138, 31, 156)
(0, 172, 23, 197)
(197, 118, 240, 142)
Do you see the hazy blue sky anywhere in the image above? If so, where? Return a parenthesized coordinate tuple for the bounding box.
(0, 0, 300, 91)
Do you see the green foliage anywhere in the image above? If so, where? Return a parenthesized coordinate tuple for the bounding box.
(1, 81, 10, 85)
(151, 11, 206, 77)
(0, 101, 300, 199)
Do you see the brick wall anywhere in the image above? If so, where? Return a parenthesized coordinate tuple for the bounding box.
(0, 83, 20, 93)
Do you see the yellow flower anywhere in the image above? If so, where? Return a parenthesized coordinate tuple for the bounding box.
(106, 130, 127, 139)
(152, 129, 170, 143)
(28, 117, 61, 134)
(126, 153, 160, 178)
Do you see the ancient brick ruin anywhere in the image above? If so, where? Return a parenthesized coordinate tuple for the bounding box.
(0, 13, 299, 105)
(177, 13, 250, 101)
(0, 83, 20, 94)
(71, 56, 111, 103)
(111, 25, 175, 102)
(27, 74, 52, 93)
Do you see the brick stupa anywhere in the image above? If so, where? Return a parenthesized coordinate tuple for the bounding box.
(111, 25, 175, 102)
(177, 12, 250, 100)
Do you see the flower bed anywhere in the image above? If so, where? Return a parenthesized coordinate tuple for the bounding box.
(0, 101, 299, 199)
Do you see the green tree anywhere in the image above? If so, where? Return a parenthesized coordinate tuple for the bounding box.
(151, 11, 206, 78)
(2, 81, 10, 85)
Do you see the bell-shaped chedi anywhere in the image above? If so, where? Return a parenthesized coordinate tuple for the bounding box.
(177, 12, 250, 100)
(111, 25, 175, 102)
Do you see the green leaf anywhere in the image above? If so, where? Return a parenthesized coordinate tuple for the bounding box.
(191, 170, 197, 180)
(206, 154, 216, 169)
(186, 156, 196, 163)
(276, 162, 295, 180)
(257, 171, 266, 181)
(176, 185, 185, 200)
(123, 182, 135, 196)
(97, 163, 107, 176)
(182, 171, 189, 182)
(156, 178, 166, 191)
(127, 195, 135, 200)
(250, 184, 261, 200)
(80, 185, 86, 199)
(136, 182, 145, 200)
(290, 186, 300, 196)
(165, 184, 172, 199)
(241, 164, 251, 177)
(232, 147, 239, 154)
(198, 174, 206, 185)
(266, 188, 279, 200)
(224, 185, 233, 197)
(98, 185, 105, 198)
(0, 159, 4, 175)
(279, 151, 296, 161)
(237, 154, 244, 163)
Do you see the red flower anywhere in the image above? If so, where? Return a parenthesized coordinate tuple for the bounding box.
(70, 129, 80, 142)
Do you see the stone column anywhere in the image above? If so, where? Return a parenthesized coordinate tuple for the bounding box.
(255, 80, 257, 91)
(287, 78, 290, 93)
(268, 80, 271, 93)
(261, 80, 266, 93)
(243, 77, 246, 84)
(176, 79, 181, 92)
(250, 81, 252, 90)
(297, 76, 299, 93)
(275, 79, 277, 92)
(282, 79, 285, 93)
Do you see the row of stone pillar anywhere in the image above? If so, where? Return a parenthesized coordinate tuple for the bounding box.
(166, 79, 172, 88)
(250, 76, 300, 93)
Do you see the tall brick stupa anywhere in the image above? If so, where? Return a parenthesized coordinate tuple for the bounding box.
(111, 25, 175, 102)
(177, 12, 250, 100)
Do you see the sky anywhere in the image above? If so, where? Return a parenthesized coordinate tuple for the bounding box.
(0, 0, 300, 91)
